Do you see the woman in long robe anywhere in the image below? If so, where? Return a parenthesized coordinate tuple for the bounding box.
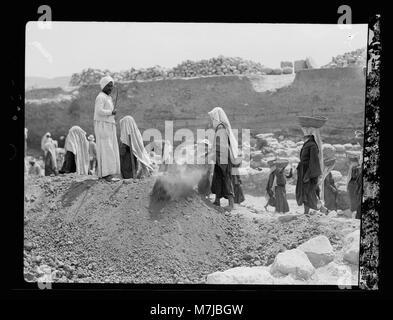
(59, 126, 89, 175)
(43, 139, 57, 176)
(94, 76, 121, 181)
(208, 107, 242, 210)
(296, 127, 323, 215)
(323, 158, 338, 211)
(347, 153, 362, 219)
(41, 132, 51, 158)
(266, 162, 292, 213)
(119, 115, 153, 179)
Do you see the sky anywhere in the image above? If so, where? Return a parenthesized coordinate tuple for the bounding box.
(26, 22, 368, 78)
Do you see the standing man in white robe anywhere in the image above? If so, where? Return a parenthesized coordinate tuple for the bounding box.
(94, 75, 120, 181)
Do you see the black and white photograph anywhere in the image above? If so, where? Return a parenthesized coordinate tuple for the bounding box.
(21, 21, 372, 287)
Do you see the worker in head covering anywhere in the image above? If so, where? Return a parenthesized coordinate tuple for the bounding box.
(265, 159, 292, 213)
(346, 151, 362, 219)
(322, 156, 338, 212)
(355, 130, 364, 148)
(207, 107, 242, 210)
(87, 134, 97, 175)
(59, 126, 89, 175)
(41, 132, 52, 157)
(27, 158, 41, 176)
(119, 116, 153, 179)
(94, 75, 121, 182)
(43, 138, 58, 176)
(296, 126, 323, 215)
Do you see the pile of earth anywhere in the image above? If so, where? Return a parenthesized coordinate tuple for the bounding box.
(23, 172, 360, 285)
(24, 174, 247, 284)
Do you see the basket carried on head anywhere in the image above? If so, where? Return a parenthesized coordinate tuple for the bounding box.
(297, 115, 328, 128)
(274, 159, 289, 169)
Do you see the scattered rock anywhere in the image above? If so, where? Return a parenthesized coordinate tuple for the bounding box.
(206, 266, 274, 284)
(297, 235, 335, 268)
(270, 249, 315, 280)
(277, 214, 299, 223)
(343, 231, 360, 265)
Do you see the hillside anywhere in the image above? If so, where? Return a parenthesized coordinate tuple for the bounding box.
(25, 67, 366, 151)
(25, 76, 71, 90)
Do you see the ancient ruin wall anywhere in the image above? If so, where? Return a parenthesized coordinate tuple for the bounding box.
(25, 67, 366, 151)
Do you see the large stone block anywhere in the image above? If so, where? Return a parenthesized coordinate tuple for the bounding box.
(206, 266, 274, 284)
(270, 249, 315, 280)
(297, 235, 335, 268)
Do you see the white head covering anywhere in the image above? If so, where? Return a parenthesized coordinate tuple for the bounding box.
(88, 134, 95, 142)
(119, 116, 153, 171)
(41, 132, 51, 153)
(100, 75, 114, 90)
(43, 140, 57, 170)
(208, 107, 241, 165)
(64, 126, 90, 175)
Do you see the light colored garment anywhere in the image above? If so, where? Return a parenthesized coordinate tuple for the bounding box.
(41, 132, 51, 154)
(43, 140, 57, 170)
(94, 92, 116, 124)
(88, 141, 97, 160)
(208, 107, 241, 166)
(94, 120, 120, 177)
(64, 126, 90, 175)
(119, 116, 153, 171)
(99, 75, 114, 90)
(321, 162, 335, 202)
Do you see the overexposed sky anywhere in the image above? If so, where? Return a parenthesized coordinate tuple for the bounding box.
(26, 22, 368, 78)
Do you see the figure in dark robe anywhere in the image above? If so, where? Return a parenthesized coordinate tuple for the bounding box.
(266, 164, 292, 213)
(59, 151, 77, 174)
(42, 139, 58, 176)
(119, 116, 153, 179)
(296, 134, 322, 214)
(210, 127, 234, 204)
(232, 166, 245, 204)
(208, 107, 242, 211)
(59, 126, 89, 175)
(324, 172, 338, 211)
(347, 161, 362, 219)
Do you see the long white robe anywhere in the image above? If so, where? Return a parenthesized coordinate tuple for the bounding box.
(94, 92, 120, 178)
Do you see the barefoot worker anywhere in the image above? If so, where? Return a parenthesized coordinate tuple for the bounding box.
(88, 134, 97, 175)
(59, 126, 90, 175)
(265, 159, 292, 213)
(295, 116, 325, 215)
(119, 115, 153, 179)
(208, 107, 242, 211)
(346, 150, 362, 219)
(94, 76, 121, 182)
(322, 156, 338, 212)
(41, 132, 52, 158)
(43, 137, 58, 176)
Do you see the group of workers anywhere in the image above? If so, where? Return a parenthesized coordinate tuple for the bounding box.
(25, 75, 363, 217)
(264, 127, 363, 219)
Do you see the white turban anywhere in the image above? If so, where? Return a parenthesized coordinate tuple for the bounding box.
(99, 75, 114, 90)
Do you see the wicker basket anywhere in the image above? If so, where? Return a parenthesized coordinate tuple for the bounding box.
(297, 115, 328, 128)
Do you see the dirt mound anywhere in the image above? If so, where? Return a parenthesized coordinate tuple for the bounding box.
(24, 174, 244, 283)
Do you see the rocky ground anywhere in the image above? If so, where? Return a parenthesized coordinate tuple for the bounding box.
(24, 170, 360, 285)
